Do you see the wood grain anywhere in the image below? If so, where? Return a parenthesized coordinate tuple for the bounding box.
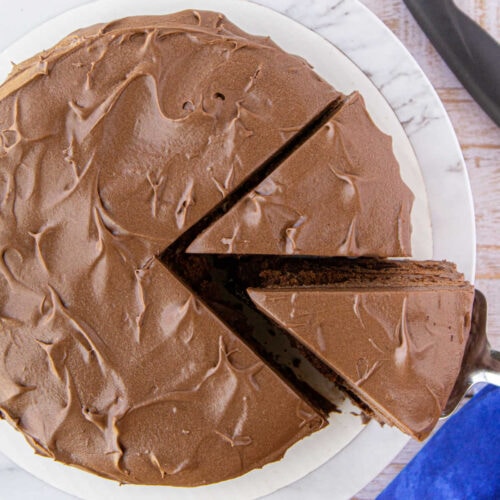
(354, 1, 499, 498)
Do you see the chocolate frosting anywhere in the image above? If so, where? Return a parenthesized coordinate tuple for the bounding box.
(188, 92, 413, 257)
(249, 285, 474, 440)
(0, 11, 337, 486)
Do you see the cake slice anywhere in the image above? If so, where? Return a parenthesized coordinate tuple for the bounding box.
(247, 260, 474, 440)
(188, 92, 414, 257)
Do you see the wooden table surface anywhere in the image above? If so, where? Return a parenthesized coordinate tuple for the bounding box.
(354, 1, 500, 498)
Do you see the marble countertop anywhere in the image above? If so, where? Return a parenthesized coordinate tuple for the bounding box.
(0, 1, 498, 499)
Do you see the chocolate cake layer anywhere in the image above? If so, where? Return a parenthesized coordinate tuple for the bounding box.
(0, 11, 338, 486)
(248, 262, 474, 440)
(188, 92, 413, 257)
(230, 256, 467, 289)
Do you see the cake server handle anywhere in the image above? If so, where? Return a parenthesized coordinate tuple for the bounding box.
(442, 290, 500, 418)
(403, 0, 500, 126)
(470, 349, 500, 386)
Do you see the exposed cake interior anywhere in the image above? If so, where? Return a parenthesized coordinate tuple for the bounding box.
(251, 257, 472, 289)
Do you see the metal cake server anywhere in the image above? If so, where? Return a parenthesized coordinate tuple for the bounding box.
(442, 289, 500, 418)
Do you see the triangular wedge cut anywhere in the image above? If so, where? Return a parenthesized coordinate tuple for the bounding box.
(248, 275, 474, 440)
(188, 92, 414, 257)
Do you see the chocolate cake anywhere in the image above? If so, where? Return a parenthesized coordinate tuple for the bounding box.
(0, 8, 473, 488)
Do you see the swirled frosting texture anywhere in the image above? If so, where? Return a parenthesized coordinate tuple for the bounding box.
(249, 286, 474, 440)
(0, 11, 334, 485)
(188, 92, 413, 257)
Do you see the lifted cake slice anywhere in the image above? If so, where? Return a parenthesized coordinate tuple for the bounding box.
(188, 92, 414, 257)
(247, 262, 474, 440)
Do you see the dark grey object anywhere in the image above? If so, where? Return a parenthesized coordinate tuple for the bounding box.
(403, 0, 500, 126)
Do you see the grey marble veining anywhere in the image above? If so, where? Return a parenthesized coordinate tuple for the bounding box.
(258, 0, 443, 137)
(0, 452, 71, 499)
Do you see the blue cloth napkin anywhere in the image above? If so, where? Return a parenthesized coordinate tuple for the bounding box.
(378, 385, 500, 500)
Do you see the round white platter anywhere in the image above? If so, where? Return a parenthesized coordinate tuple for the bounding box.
(0, 0, 475, 499)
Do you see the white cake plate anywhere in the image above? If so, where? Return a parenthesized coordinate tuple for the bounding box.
(0, 0, 475, 499)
